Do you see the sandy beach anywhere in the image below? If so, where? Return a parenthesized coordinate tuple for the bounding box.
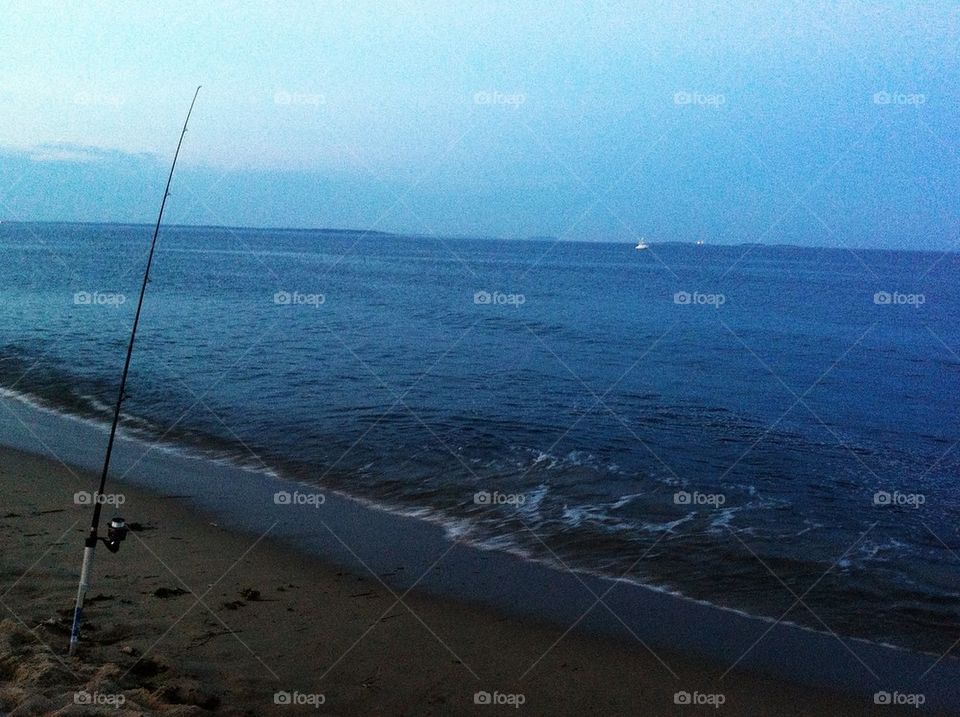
(0, 444, 942, 716)
(3, 0, 957, 713)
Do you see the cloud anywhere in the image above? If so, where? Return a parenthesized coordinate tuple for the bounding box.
(2, 142, 157, 166)
(27, 147, 100, 163)
(0, 145, 167, 223)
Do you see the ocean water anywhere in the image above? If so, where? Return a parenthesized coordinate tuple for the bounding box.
(1, 221, 958, 655)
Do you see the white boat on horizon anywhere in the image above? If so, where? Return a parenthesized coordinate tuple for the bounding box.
(635, 239, 649, 250)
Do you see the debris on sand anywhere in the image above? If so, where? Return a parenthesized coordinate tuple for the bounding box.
(153, 587, 190, 599)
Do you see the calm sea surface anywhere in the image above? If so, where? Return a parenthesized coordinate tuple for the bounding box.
(1, 222, 958, 654)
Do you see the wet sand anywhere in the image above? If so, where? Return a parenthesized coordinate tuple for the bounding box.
(0, 445, 945, 715)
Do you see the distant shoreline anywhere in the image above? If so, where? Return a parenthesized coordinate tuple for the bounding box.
(1, 220, 956, 253)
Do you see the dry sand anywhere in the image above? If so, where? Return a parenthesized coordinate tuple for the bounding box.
(0, 446, 936, 715)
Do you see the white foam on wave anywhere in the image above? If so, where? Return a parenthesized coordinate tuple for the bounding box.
(706, 506, 743, 533)
(515, 483, 549, 520)
(637, 512, 697, 533)
(0, 384, 283, 480)
(610, 492, 645, 509)
(421, 510, 935, 657)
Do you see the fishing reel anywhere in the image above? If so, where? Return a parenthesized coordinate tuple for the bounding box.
(100, 517, 129, 553)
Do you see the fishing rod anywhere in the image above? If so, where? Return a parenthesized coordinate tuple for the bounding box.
(69, 86, 201, 656)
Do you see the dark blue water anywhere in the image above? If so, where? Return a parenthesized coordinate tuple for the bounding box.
(1, 222, 959, 654)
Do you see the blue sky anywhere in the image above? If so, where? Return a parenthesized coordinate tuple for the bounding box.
(0, 1, 957, 247)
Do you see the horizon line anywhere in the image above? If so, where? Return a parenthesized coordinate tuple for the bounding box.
(0, 219, 955, 254)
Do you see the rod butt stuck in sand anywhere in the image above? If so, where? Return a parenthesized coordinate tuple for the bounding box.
(68, 86, 201, 656)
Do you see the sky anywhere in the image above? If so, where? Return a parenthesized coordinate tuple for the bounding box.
(0, 1, 957, 248)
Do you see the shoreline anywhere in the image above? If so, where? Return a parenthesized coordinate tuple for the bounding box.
(0, 384, 945, 661)
(0, 392, 958, 713)
(0, 445, 945, 716)
(3, 220, 958, 255)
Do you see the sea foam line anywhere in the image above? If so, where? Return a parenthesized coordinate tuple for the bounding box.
(0, 384, 941, 660)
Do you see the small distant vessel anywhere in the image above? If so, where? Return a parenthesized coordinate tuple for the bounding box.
(635, 239, 649, 250)
(696, 240, 704, 246)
